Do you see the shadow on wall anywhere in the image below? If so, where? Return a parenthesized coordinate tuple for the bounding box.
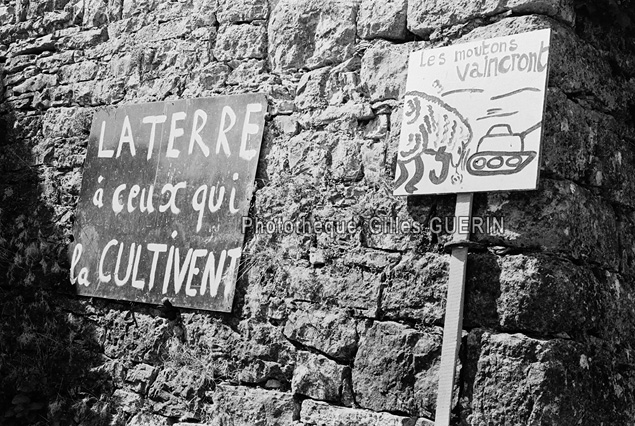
(0, 100, 116, 425)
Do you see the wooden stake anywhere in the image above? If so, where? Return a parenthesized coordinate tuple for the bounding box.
(434, 192, 474, 426)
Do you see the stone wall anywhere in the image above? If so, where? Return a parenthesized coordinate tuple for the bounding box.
(1, 0, 635, 424)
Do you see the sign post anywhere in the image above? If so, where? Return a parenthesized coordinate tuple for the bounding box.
(434, 192, 472, 425)
(394, 29, 551, 425)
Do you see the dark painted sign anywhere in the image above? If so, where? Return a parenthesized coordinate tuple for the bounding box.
(69, 94, 267, 312)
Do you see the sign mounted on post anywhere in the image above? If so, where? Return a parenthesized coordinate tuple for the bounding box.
(69, 94, 267, 312)
(394, 29, 551, 195)
(394, 29, 551, 426)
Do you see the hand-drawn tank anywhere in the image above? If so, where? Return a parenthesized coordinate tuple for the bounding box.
(466, 123, 539, 176)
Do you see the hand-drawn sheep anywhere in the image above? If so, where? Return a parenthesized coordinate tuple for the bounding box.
(394, 91, 473, 194)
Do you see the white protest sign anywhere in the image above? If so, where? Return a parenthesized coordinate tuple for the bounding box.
(394, 28, 551, 195)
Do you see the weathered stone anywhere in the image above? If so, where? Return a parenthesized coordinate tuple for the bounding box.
(207, 385, 295, 426)
(506, 0, 575, 24)
(35, 51, 76, 72)
(107, 53, 134, 78)
(301, 399, 434, 426)
(292, 351, 348, 402)
(287, 130, 333, 178)
(148, 366, 206, 418)
(58, 60, 99, 84)
(175, 424, 211, 426)
(238, 359, 287, 384)
(312, 102, 373, 127)
(214, 23, 267, 61)
(121, 0, 159, 18)
(48, 84, 72, 107)
(179, 314, 242, 364)
(57, 27, 108, 50)
(155, 1, 196, 23)
(102, 310, 172, 362)
(322, 56, 363, 105)
(272, 115, 299, 135)
(128, 412, 172, 426)
(42, 107, 92, 138)
(363, 113, 388, 139)
(360, 40, 412, 102)
(89, 359, 127, 386)
(83, 0, 121, 28)
(356, 186, 426, 252)
(357, 0, 407, 40)
(81, 78, 126, 105)
(132, 18, 194, 44)
(330, 136, 363, 183)
(462, 252, 635, 343)
(360, 139, 386, 184)
(283, 264, 381, 317)
(283, 305, 358, 361)
(178, 315, 291, 387)
(268, 0, 359, 71)
(4, 55, 36, 75)
(192, 0, 218, 27)
(342, 247, 402, 270)
(195, 62, 231, 91)
(407, 0, 575, 37)
(310, 203, 359, 252)
(111, 389, 142, 414)
(461, 329, 635, 424)
(617, 217, 635, 280)
(23, 0, 56, 20)
(12, 73, 57, 94)
(217, 0, 267, 24)
(7, 34, 56, 56)
(236, 319, 297, 382)
(353, 321, 442, 416)
(308, 247, 325, 266)
(5, 67, 39, 87)
(125, 363, 158, 394)
(473, 179, 619, 271)
(226, 59, 267, 85)
(0, 5, 16, 26)
(382, 252, 449, 324)
(295, 67, 331, 110)
(543, 87, 635, 208)
(6, 93, 34, 110)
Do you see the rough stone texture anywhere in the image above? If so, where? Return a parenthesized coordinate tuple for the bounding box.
(357, 0, 408, 40)
(128, 412, 173, 426)
(214, 23, 268, 62)
(283, 305, 359, 362)
(268, 0, 359, 71)
(353, 321, 442, 417)
(301, 399, 434, 426)
(360, 40, 414, 102)
(112, 389, 142, 414)
(381, 252, 450, 323)
(217, 0, 268, 24)
(291, 351, 349, 403)
(206, 385, 296, 426)
(461, 329, 635, 424)
(125, 363, 158, 394)
(2, 0, 635, 425)
(407, 0, 575, 37)
(473, 178, 620, 270)
(542, 87, 635, 209)
(148, 366, 207, 418)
